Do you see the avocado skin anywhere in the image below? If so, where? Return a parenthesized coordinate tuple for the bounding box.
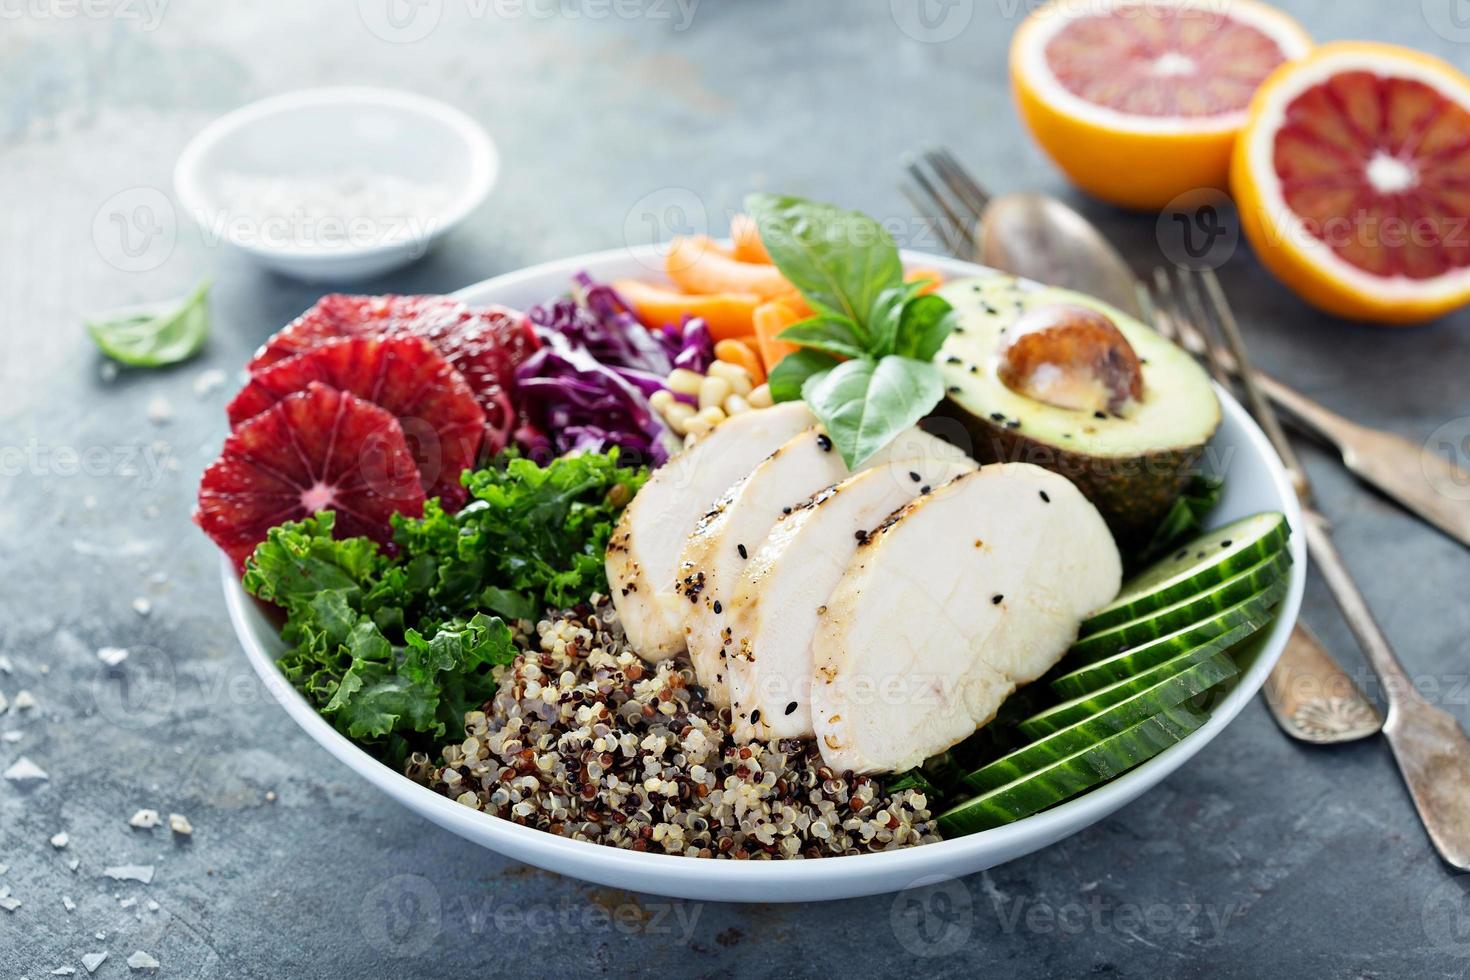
(934, 399, 1205, 550)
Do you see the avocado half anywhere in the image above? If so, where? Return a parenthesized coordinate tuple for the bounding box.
(933, 275, 1221, 549)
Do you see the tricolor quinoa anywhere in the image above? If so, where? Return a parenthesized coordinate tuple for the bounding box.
(409, 599, 939, 858)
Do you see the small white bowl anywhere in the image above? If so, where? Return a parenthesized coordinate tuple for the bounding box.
(175, 87, 497, 283)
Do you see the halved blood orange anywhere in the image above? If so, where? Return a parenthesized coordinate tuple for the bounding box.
(1011, 0, 1312, 209)
(228, 335, 485, 509)
(196, 382, 426, 572)
(1233, 42, 1470, 324)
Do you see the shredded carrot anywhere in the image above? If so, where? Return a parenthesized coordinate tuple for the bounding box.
(729, 214, 773, 264)
(752, 299, 805, 371)
(613, 279, 759, 340)
(666, 236, 798, 302)
(905, 267, 945, 295)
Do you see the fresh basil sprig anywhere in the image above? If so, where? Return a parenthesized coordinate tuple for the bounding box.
(745, 193, 957, 468)
(86, 279, 211, 368)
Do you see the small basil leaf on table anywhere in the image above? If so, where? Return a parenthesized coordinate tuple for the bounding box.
(744, 192, 902, 328)
(86, 279, 211, 367)
(800, 355, 945, 469)
(777, 314, 870, 359)
(768, 348, 841, 403)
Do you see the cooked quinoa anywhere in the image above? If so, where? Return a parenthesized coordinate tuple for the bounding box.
(409, 598, 939, 858)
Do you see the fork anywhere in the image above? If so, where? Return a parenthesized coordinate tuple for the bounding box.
(1152, 265, 1470, 872)
(902, 148, 1470, 551)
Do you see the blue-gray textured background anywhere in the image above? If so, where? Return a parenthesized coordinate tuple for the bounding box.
(3, 0, 1470, 976)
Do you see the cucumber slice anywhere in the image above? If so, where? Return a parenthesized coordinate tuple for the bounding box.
(964, 655, 1237, 792)
(1023, 629, 1253, 738)
(1054, 578, 1287, 695)
(1082, 513, 1289, 635)
(1068, 551, 1291, 665)
(937, 707, 1208, 836)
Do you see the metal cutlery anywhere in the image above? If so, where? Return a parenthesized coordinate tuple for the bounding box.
(1152, 265, 1470, 871)
(902, 148, 1470, 550)
(1146, 266, 1381, 745)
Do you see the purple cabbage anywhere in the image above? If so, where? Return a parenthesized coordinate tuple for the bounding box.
(517, 273, 715, 467)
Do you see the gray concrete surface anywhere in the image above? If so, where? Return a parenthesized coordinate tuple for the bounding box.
(3, 1, 1470, 976)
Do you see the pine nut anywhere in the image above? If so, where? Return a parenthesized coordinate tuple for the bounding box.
(724, 393, 751, 415)
(667, 368, 704, 396)
(748, 383, 773, 408)
(663, 402, 695, 434)
(649, 390, 676, 413)
(698, 375, 732, 411)
(709, 360, 753, 396)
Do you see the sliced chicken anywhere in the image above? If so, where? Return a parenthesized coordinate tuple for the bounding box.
(810, 463, 1121, 774)
(724, 455, 978, 742)
(679, 426, 967, 707)
(606, 401, 814, 660)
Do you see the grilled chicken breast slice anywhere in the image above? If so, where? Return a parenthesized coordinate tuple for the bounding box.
(679, 426, 968, 707)
(605, 401, 814, 660)
(809, 463, 1121, 774)
(724, 455, 978, 742)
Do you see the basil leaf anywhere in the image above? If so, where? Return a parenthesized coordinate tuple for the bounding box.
(868, 281, 927, 357)
(86, 279, 211, 367)
(767, 349, 840, 403)
(777, 315, 869, 360)
(893, 293, 959, 362)
(800, 355, 945, 469)
(745, 193, 903, 329)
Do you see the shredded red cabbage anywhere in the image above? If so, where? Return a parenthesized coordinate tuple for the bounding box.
(516, 273, 713, 466)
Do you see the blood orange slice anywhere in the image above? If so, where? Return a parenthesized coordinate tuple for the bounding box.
(1233, 42, 1470, 324)
(196, 382, 426, 571)
(1011, 0, 1311, 209)
(229, 335, 485, 509)
(249, 295, 538, 451)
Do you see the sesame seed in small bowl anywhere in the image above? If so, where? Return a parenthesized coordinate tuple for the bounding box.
(174, 87, 498, 283)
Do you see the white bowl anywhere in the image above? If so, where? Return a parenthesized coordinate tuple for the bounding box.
(222, 246, 1305, 902)
(175, 87, 497, 283)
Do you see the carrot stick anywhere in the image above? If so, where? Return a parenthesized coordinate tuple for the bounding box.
(730, 214, 773, 264)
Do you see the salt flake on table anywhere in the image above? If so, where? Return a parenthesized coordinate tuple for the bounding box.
(13, 690, 36, 711)
(98, 647, 129, 667)
(193, 368, 227, 397)
(3, 757, 48, 783)
(129, 809, 159, 829)
(126, 951, 158, 973)
(167, 813, 192, 836)
(50, 832, 69, 849)
(131, 597, 152, 617)
(102, 864, 154, 884)
(82, 953, 108, 975)
(145, 396, 173, 425)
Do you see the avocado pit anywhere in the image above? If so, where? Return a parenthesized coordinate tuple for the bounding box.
(996, 303, 1143, 416)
